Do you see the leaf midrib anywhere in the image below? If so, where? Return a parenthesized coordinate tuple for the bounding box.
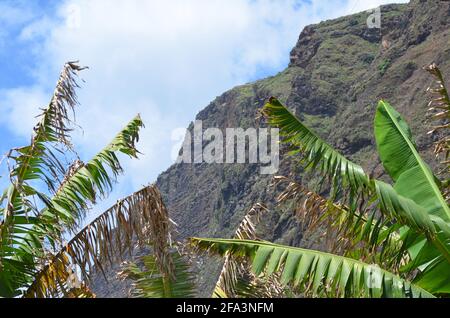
(381, 101, 450, 221)
(193, 238, 435, 297)
(267, 100, 368, 182)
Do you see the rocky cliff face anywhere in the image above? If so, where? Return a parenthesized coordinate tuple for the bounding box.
(92, 0, 450, 297)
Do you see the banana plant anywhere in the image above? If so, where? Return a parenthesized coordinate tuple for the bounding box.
(192, 66, 450, 297)
(0, 62, 145, 297)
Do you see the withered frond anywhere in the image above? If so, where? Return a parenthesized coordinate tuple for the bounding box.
(212, 203, 284, 298)
(234, 203, 268, 240)
(425, 63, 450, 172)
(213, 203, 266, 298)
(272, 176, 403, 269)
(37, 61, 88, 147)
(24, 185, 165, 298)
(116, 196, 197, 298)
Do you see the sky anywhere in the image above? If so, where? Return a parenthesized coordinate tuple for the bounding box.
(0, 0, 409, 218)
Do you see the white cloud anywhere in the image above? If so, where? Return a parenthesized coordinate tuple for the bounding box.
(0, 0, 409, 213)
(0, 86, 49, 136)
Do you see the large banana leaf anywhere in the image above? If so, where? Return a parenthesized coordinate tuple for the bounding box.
(413, 257, 450, 294)
(374, 180, 440, 236)
(375, 100, 450, 221)
(375, 101, 450, 293)
(375, 179, 450, 291)
(191, 238, 434, 298)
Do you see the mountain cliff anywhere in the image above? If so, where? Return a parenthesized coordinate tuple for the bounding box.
(92, 0, 450, 297)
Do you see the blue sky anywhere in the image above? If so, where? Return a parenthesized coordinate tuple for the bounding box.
(0, 0, 408, 218)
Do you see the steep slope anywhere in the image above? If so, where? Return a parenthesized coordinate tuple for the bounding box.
(92, 0, 450, 296)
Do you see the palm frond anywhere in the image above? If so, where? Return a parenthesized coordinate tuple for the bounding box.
(213, 204, 267, 298)
(24, 185, 163, 298)
(116, 187, 197, 299)
(1, 61, 86, 234)
(118, 251, 196, 298)
(212, 203, 284, 298)
(425, 63, 450, 169)
(191, 238, 435, 298)
(261, 97, 371, 205)
(0, 62, 88, 296)
(272, 176, 403, 267)
(38, 114, 144, 234)
(3, 114, 143, 298)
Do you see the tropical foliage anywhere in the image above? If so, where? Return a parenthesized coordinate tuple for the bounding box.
(24, 185, 179, 298)
(0, 62, 145, 297)
(191, 65, 450, 298)
(116, 187, 197, 298)
(1, 57, 449, 299)
(192, 238, 434, 298)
